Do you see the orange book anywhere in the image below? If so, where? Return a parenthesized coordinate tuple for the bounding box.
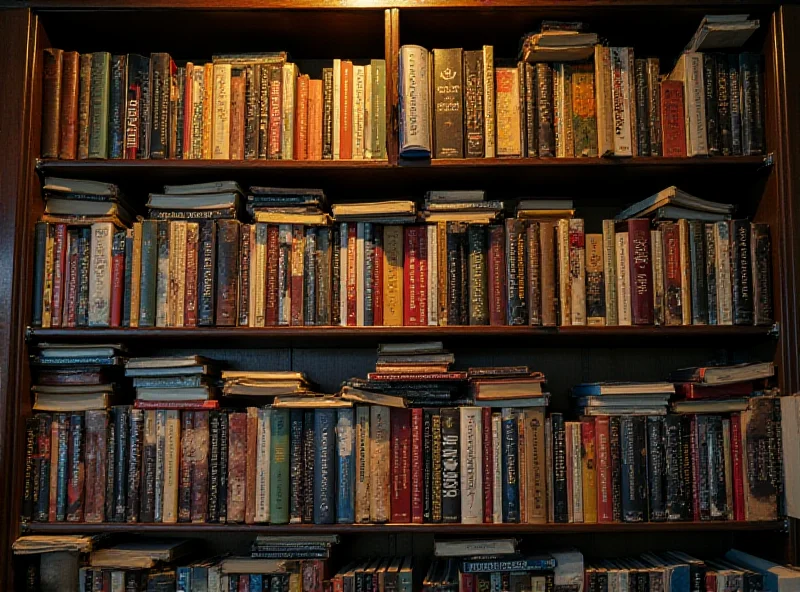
(294, 74, 310, 160)
(202, 63, 214, 159)
(308, 79, 323, 160)
(340, 61, 353, 159)
(581, 418, 598, 524)
(230, 72, 246, 160)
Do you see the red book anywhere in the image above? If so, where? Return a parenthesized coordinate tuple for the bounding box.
(417, 227, 428, 326)
(626, 219, 654, 325)
(730, 412, 745, 521)
(674, 381, 755, 400)
(51, 224, 68, 327)
(191, 411, 210, 523)
(339, 61, 353, 159)
(266, 225, 279, 325)
(291, 225, 305, 326)
(110, 233, 125, 327)
(245, 408, 258, 524)
(64, 232, 79, 327)
(83, 410, 107, 523)
(346, 223, 358, 326)
(184, 226, 199, 327)
(594, 416, 613, 523)
(487, 224, 507, 326)
(689, 415, 702, 521)
(403, 226, 419, 326)
(705, 573, 717, 592)
(373, 229, 384, 326)
(303, 560, 327, 592)
(662, 221, 682, 325)
(134, 400, 220, 410)
(227, 412, 248, 523)
(390, 408, 412, 522)
(661, 80, 687, 157)
(294, 74, 309, 160)
(239, 577, 249, 592)
(268, 66, 283, 159)
(410, 408, 424, 523)
(460, 573, 476, 592)
(481, 406, 493, 523)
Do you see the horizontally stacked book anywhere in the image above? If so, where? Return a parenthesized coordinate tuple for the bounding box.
(399, 17, 764, 159)
(40, 49, 387, 162)
(30, 182, 774, 329)
(21, 341, 781, 526)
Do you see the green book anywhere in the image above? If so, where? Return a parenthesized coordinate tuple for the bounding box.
(138, 220, 158, 327)
(371, 59, 387, 160)
(88, 51, 111, 159)
(269, 408, 291, 524)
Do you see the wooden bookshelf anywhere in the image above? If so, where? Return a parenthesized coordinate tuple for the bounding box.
(2, 1, 800, 588)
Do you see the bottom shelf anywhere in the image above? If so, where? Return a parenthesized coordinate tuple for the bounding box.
(23, 520, 787, 535)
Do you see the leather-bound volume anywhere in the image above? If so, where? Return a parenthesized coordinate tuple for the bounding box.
(289, 409, 304, 523)
(524, 63, 538, 157)
(403, 225, 420, 326)
(660, 81, 687, 157)
(238, 224, 251, 327)
(340, 60, 354, 160)
(108, 54, 127, 159)
(624, 219, 653, 325)
(65, 412, 84, 522)
(730, 219, 753, 325)
(703, 54, 719, 155)
(390, 408, 412, 523)
(266, 224, 279, 326)
(539, 221, 557, 326)
(646, 58, 662, 156)
(322, 68, 334, 160)
(634, 59, 650, 156)
(440, 407, 461, 523)
(268, 65, 283, 159)
(505, 219, 528, 325)
(487, 224, 507, 326)
(256, 64, 269, 159)
(417, 225, 428, 326)
(740, 53, 765, 156)
(433, 48, 464, 158)
(139, 410, 156, 523)
(230, 70, 246, 160)
(58, 52, 79, 160)
(467, 224, 488, 325)
(688, 220, 708, 325)
(245, 407, 258, 524)
(196, 220, 216, 327)
(290, 225, 305, 326)
(295, 74, 310, 160)
(741, 397, 778, 521)
(207, 410, 221, 523)
(660, 221, 682, 325)
(463, 50, 484, 158)
(110, 230, 125, 328)
(446, 222, 468, 326)
(715, 54, 732, 156)
(571, 63, 598, 157)
(88, 52, 111, 159)
(50, 224, 67, 328)
(751, 223, 773, 326)
(125, 54, 150, 160)
(42, 48, 64, 159)
(77, 54, 92, 160)
(536, 63, 554, 157)
(126, 409, 144, 522)
(83, 410, 107, 523)
(411, 407, 424, 523)
(190, 411, 209, 523)
(227, 411, 247, 523)
(150, 53, 173, 159)
(495, 67, 521, 157)
(178, 411, 194, 523)
(215, 220, 240, 327)
(372, 228, 383, 327)
(527, 222, 542, 326)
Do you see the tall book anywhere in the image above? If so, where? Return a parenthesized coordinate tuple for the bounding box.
(594, 45, 614, 156)
(370, 405, 391, 523)
(610, 47, 634, 157)
(399, 45, 432, 158)
(669, 52, 708, 156)
(571, 63, 598, 157)
(585, 233, 605, 326)
(459, 407, 482, 524)
(150, 53, 173, 159)
(483, 45, 496, 159)
(41, 48, 64, 159)
(625, 219, 654, 325)
(390, 408, 412, 523)
(440, 407, 461, 523)
(496, 68, 522, 157)
(88, 52, 111, 159)
(433, 48, 464, 159)
(463, 50, 485, 158)
(282, 63, 298, 160)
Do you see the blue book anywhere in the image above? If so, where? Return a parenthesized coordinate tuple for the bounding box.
(270, 408, 291, 524)
(250, 575, 264, 591)
(336, 407, 356, 524)
(176, 567, 191, 592)
(620, 415, 647, 522)
(363, 223, 374, 326)
(314, 408, 337, 524)
(500, 408, 519, 523)
(191, 565, 210, 592)
(460, 555, 557, 574)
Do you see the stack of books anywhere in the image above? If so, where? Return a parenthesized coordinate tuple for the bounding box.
(670, 361, 775, 414)
(221, 370, 313, 398)
(29, 343, 123, 412)
(468, 366, 549, 408)
(331, 200, 418, 224)
(249, 534, 338, 560)
(332, 557, 415, 592)
(81, 540, 194, 589)
(126, 355, 220, 409)
(420, 190, 504, 224)
(570, 381, 675, 416)
(616, 186, 735, 223)
(248, 187, 331, 225)
(519, 22, 599, 62)
(515, 198, 575, 220)
(146, 180, 243, 220)
(41, 177, 132, 227)
(40, 49, 388, 161)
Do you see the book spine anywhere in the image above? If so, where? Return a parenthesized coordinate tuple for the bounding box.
(647, 58, 662, 156)
(88, 222, 114, 327)
(458, 407, 482, 524)
(422, 409, 434, 522)
(330, 225, 341, 326)
(464, 50, 485, 158)
(216, 220, 240, 326)
(345, 223, 357, 326)
(615, 231, 631, 325)
(35, 415, 52, 522)
(88, 52, 111, 158)
(339, 61, 352, 159)
(585, 233, 605, 325)
(58, 51, 80, 160)
(705, 223, 718, 325)
(304, 227, 317, 325)
(155, 221, 170, 327)
(112, 407, 130, 522)
(580, 419, 597, 524)
(652, 228, 664, 326)
(195, 220, 216, 326)
(308, 77, 323, 160)
(162, 409, 181, 523)
(245, 408, 258, 524)
(373, 226, 384, 326)
(63, 230, 78, 328)
(664, 414, 687, 521)
(525, 223, 542, 326)
(468, 224, 489, 325)
(646, 416, 666, 521)
(430, 409, 443, 523)
(174, 65, 186, 159)
(212, 63, 232, 159)
(404, 225, 419, 326)
(740, 54, 757, 155)
(536, 63, 554, 156)
(620, 415, 646, 522)
(610, 47, 634, 156)
(704, 54, 719, 155)
(372, 59, 387, 159)
(230, 69, 246, 160)
(309, 409, 335, 524)
(751, 223, 773, 325)
(725, 56, 739, 155)
(411, 407, 424, 523)
(661, 222, 682, 325)
(50, 224, 67, 328)
(32, 223, 48, 327)
(267, 65, 283, 159)
(295, 74, 310, 160)
(148, 54, 170, 158)
(41, 48, 64, 159)
(496, 67, 521, 157)
(505, 219, 528, 325)
(301, 410, 314, 524)
(571, 63, 598, 157)
(730, 220, 753, 324)
(110, 230, 126, 327)
(682, 53, 709, 156)
(568, 219, 586, 326)
(65, 413, 84, 522)
(660, 81, 687, 157)
(382, 225, 403, 326)
(226, 412, 247, 523)
(334, 407, 355, 524)
(551, 413, 568, 523)
(417, 226, 428, 327)
(352, 67, 365, 159)
(478, 407, 493, 523)
(524, 63, 538, 157)
(440, 407, 461, 523)
(317, 227, 333, 325)
(353, 406, 371, 523)
(77, 228, 91, 327)
(741, 397, 778, 521)
(687, 220, 709, 324)
(487, 224, 507, 326)
(627, 219, 653, 325)
(77, 53, 93, 160)
(595, 416, 612, 522)
(390, 408, 412, 523)
(692, 415, 711, 520)
(270, 409, 291, 524)
(207, 411, 221, 523)
(707, 416, 728, 519)
(501, 408, 519, 523)
(370, 405, 391, 523)
(730, 413, 745, 521)
(21, 418, 37, 522)
(556, 220, 571, 326)
(103, 409, 118, 522)
(634, 59, 650, 156)
(362, 223, 374, 326)
(322, 68, 334, 159)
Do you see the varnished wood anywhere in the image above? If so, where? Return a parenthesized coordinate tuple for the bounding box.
(23, 520, 787, 535)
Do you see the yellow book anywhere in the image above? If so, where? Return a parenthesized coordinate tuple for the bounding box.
(202, 63, 214, 159)
(581, 418, 598, 524)
(212, 63, 232, 159)
(382, 225, 404, 326)
(162, 409, 181, 524)
(41, 226, 55, 328)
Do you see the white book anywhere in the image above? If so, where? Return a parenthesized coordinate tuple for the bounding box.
(491, 412, 502, 523)
(483, 45, 496, 158)
(190, 67, 205, 159)
(364, 64, 373, 159)
(714, 221, 733, 325)
(616, 231, 632, 325)
(669, 52, 708, 156)
(356, 222, 365, 326)
(557, 219, 571, 326)
(355, 405, 371, 522)
(459, 407, 483, 524)
(369, 405, 390, 523)
(602, 220, 618, 325)
(255, 407, 271, 523)
(570, 422, 583, 523)
(610, 47, 634, 157)
(594, 46, 614, 156)
(278, 224, 292, 325)
(208, 567, 222, 592)
(282, 63, 297, 160)
(111, 571, 125, 592)
(253, 223, 268, 327)
(87, 222, 114, 327)
(427, 225, 438, 325)
(212, 63, 231, 159)
(339, 222, 348, 326)
(651, 229, 665, 326)
(154, 409, 166, 522)
(352, 65, 366, 160)
(569, 219, 586, 325)
(162, 409, 181, 523)
(333, 59, 341, 160)
(678, 219, 693, 325)
(398, 45, 432, 157)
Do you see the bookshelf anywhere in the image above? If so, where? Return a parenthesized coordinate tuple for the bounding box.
(2, 0, 800, 589)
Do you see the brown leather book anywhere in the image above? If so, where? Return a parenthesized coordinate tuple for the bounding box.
(42, 48, 64, 159)
(294, 74, 309, 161)
(226, 411, 247, 522)
(230, 70, 246, 160)
(58, 51, 79, 160)
(308, 78, 323, 160)
(77, 53, 92, 160)
(245, 407, 258, 524)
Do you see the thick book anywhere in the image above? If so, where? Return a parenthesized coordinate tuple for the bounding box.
(669, 52, 708, 156)
(467, 225, 489, 325)
(150, 53, 174, 159)
(459, 407, 482, 524)
(59, 51, 80, 160)
(215, 220, 240, 327)
(730, 220, 754, 324)
(688, 220, 709, 324)
(496, 67, 522, 157)
(536, 63, 554, 156)
(620, 415, 647, 522)
(624, 219, 654, 324)
(464, 50, 485, 158)
(390, 408, 412, 523)
(440, 407, 461, 523)
(433, 48, 464, 159)
(42, 48, 64, 159)
(660, 81, 687, 157)
(314, 408, 337, 524)
(505, 219, 528, 325)
(751, 223, 773, 326)
(370, 405, 391, 523)
(399, 45, 432, 158)
(88, 52, 111, 159)
(571, 63, 598, 157)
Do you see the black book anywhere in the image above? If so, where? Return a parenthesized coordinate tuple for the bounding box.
(257, 64, 270, 160)
(304, 227, 318, 326)
(693, 415, 711, 520)
(688, 220, 708, 325)
(197, 220, 217, 327)
(505, 219, 528, 325)
(525, 63, 538, 158)
(535, 63, 554, 157)
(728, 54, 743, 156)
(463, 50, 485, 158)
(740, 53, 765, 156)
(664, 414, 691, 521)
(331, 224, 342, 326)
(634, 58, 650, 156)
(715, 54, 733, 156)
(440, 407, 460, 523)
(303, 409, 316, 524)
(150, 53, 172, 159)
(467, 224, 489, 325)
(730, 219, 754, 324)
(703, 54, 719, 156)
(76, 227, 91, 327)
(126, 409, 144, 522)
(446, 222, 468, 326)
(620, 415, 647, 522)
(646, 416, 666, 521)
(706, 415, 728, 520)
(705, 224, 718, 326)
(125, 53, 150, 160)
(751, 223, 773, 326)
(108, 54, 127, 159)
(290, 408, 305, 523)
(112, 406, 130, 522)
(322, 68, 334, 160)
(423, 408, 435, 522)
(433, 48, 465, 159)
(32, 222, 47, 327)
(551, 413, 568, 523)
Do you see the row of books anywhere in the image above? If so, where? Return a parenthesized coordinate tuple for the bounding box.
(21, 396, 782, 525)
(40, 49, 388, 162)
(30, 195, 774, 329)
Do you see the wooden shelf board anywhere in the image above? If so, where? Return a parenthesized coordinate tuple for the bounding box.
(23, 521, 786, 535)
(37, 158, 392, 173)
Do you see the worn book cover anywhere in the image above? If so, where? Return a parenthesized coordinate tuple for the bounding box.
(433, 48, 464, 158)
